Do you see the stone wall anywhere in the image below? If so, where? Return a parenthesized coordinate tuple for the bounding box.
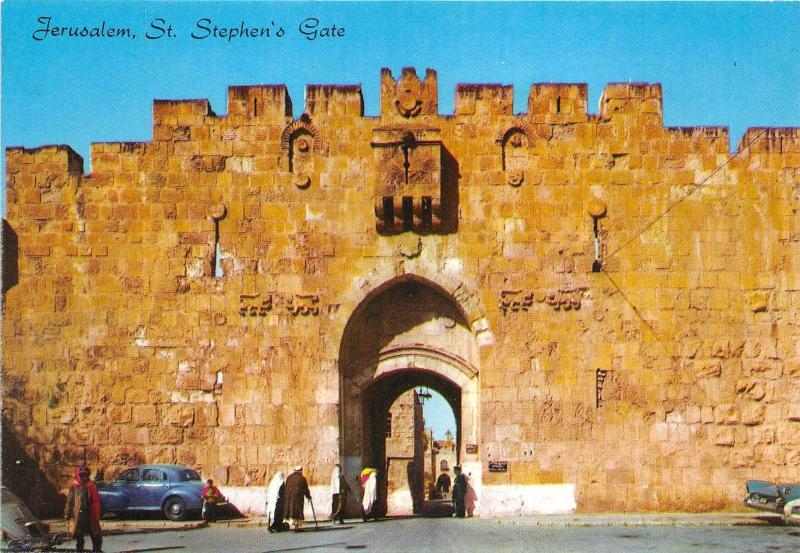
(3, 67, 799, 514)
(385, 390, 424, 515)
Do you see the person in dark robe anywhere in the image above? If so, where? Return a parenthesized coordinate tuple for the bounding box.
(64, 465, 102, 552)
(283, 465, 311, 530)
(452, 465, 467, 518)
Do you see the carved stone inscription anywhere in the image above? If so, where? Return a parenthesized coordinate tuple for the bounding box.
(240, 292, 321, 317)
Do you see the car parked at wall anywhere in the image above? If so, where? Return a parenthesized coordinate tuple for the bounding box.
(1, 486, 65, 551)
(744, 480, 800, 523)
(98, 464, 204, 521)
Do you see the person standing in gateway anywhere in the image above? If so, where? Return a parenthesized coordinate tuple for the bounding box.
(452, 465, 467, 518)
(360, 467, 378, 522)
(283, 466, 311, 531)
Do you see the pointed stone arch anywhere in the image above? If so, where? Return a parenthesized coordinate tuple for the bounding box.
(336, 273, 484, 517)
(336, 268, 492, 344)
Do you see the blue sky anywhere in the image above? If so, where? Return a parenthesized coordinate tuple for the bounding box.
(3, 2, 798, 188)
(2, 1, 799, 438)
(418, 389, 455, 440)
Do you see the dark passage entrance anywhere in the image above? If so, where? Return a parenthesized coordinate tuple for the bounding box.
(363, 369, 460, 517)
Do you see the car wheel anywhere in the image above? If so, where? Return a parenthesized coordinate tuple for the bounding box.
(163, 497, 188, 521)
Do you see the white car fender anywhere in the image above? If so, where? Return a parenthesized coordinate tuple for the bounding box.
(783, 498, 800, 524)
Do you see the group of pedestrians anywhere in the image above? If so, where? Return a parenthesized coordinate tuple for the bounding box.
(264, 464, 380, 532)
(435, 465, 477, 517)
(61, 461, 476, 551)
(451, 465, 477, 518)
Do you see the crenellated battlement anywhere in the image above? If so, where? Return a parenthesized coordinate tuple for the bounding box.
(600, 83, 663, 124)
(6, 68, 800, 183)
(226, 85, 292, 120)
(6, 145, 84, 176)
(455, 84, 513, 117)
(381, 67, 438, 119)
(305, 84, 363, 118)
(738, 127, 800, 153)
(528, 83, 589, 123)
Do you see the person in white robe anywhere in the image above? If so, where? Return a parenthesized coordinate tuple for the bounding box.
(360, 468, 378, 521)
(265, 471, 287, 532)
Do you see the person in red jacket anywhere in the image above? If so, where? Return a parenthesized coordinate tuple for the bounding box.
(64, 465, 102, 552)
(201, 479, 224, 523)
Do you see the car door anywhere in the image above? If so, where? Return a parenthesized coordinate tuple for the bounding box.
(132, 468, 169, 510)
(115, 468, 140, 511)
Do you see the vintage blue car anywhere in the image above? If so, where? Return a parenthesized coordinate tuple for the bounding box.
(744, 480, 800, 521)
(98, 464, 204, 521)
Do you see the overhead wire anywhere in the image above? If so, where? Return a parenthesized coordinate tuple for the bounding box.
(597, 126, 771, 348)
(604, 127, 770, 261)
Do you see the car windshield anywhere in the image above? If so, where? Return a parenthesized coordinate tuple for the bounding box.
(180, 469, 201, 481)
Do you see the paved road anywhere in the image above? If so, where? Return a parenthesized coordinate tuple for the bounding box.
(83, 517, 800, 553)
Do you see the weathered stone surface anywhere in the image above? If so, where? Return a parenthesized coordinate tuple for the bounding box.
(3, 70, 799, 515)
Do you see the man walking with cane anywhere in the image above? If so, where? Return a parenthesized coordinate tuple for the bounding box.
(283, 465, 312, 531)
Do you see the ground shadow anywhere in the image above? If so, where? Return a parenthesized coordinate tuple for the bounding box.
(421, 496, 454, 518)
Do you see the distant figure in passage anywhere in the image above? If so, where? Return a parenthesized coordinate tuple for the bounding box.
(330, 464, 350, 524)
(436, 471, 451, 495)
(283, 466, 311, 530)
(201, 479, 224, 523)
(64, 465, 102, 552)
(360, 467, 378, 522)
(464, 473, 477, 517)
(452, 466, 467, 518)
(265, 471, 289, 532)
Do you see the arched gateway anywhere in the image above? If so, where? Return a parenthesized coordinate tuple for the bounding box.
(338, 276, 481, 516)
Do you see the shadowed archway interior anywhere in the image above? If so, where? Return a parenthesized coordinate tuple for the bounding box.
(338, 276, 480, 517)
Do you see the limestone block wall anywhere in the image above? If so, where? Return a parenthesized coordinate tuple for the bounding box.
(3, 67, 799, 514)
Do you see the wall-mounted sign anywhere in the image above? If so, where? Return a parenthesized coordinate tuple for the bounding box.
(488, 460, 508, 472)
(465, 444, 478, 454)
